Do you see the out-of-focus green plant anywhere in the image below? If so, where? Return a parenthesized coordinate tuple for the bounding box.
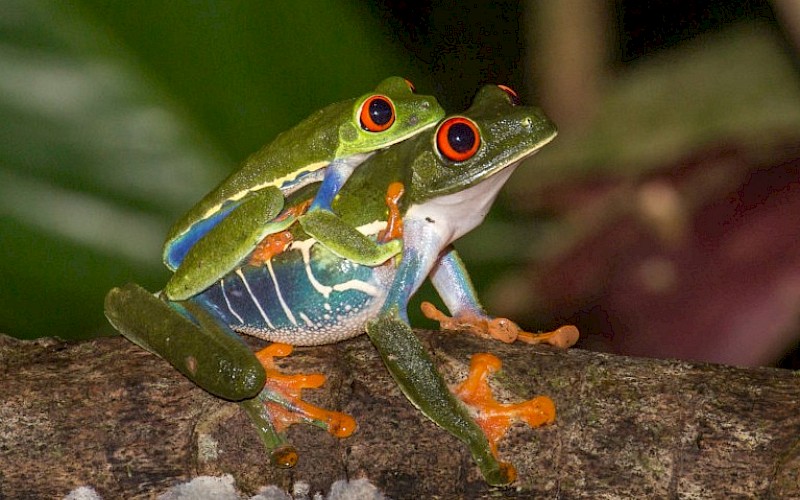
(0, 1, 425, 339)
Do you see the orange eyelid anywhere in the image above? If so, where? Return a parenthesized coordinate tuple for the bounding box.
(497, 84, 520, 104)
(403, 78, 416, 92)
(359, 95, 395, 132)
(436, 117, 481, 162)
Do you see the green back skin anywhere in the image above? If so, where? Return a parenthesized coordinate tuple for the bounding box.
(163, 76, 443, 271)
(291, 84, 557, 272)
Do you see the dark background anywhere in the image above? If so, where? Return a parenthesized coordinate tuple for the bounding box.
(3, 0, 798, 368)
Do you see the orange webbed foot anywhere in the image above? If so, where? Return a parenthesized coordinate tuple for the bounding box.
(421, 301, 579, 348)
(517, 325, 580, 348)
(455, 352, 556, 466)
(254, 343, 356, 439)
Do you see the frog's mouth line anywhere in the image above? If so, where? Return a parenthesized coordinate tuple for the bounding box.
(488, 128, 557, 177)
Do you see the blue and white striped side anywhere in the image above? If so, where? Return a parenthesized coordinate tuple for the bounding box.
(192, 234, 395, 346)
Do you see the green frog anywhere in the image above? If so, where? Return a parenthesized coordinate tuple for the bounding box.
(105, 84, 578, 485)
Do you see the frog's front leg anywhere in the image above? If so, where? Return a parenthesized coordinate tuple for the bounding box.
(298, 181, 404, 266)
(368, 217, 568, 484)
(246, 156, 374, 268)
(307, 154, 370, 212)
(424, 247, 579, 348)
(367, 309, 515, 485)
(364, 220, 514, 484)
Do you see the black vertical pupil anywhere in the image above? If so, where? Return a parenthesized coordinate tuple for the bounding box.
(448, 123, 475, 153)
(369, 98, 393, 125)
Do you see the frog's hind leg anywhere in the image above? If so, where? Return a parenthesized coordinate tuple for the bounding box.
(104, 283, 266, 401)
(105, 283, 353, 468)
(242, 343, 356, 468)
(106, 284, 290, 463)
(165, 186, 285, 301)
(367, 309, 558, 485)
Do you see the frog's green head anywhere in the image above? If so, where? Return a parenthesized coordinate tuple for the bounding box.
(407, 84, 557, 203)
(393, 85, 557, 243)
(336, 76, 444, 155)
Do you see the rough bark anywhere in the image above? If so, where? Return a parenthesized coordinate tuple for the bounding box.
(0, 332, 798, 499)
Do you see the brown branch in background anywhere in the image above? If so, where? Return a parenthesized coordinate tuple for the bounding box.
(525, 0, 611, 132)
(773, 0, 800, 55)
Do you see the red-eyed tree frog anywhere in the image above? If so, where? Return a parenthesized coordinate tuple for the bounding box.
(163, 77, 444, 301)
(105, 84, 578, 485)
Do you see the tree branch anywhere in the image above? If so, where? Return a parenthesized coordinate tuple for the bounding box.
(1, 332, 798, 498)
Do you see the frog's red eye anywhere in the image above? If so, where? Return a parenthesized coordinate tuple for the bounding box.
(404, 79, 416, 92)
(360, 95, 395, 132)
(436, 117, 481, 162)
(497, 85, 520, 105)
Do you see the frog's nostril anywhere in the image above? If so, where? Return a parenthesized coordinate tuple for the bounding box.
(408, 115, 419, 126)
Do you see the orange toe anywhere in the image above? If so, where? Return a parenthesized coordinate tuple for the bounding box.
(421, 302, 579, 348)
(254, 343, 357, 438)
(454, 352, 556, 457)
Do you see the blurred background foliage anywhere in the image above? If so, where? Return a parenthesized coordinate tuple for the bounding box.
(2, 1, 800, 368)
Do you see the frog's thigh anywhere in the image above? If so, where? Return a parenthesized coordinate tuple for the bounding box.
(299, 210, 401, 266)
(166, 187, 285, 300)
(105, 283, 266, 400)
